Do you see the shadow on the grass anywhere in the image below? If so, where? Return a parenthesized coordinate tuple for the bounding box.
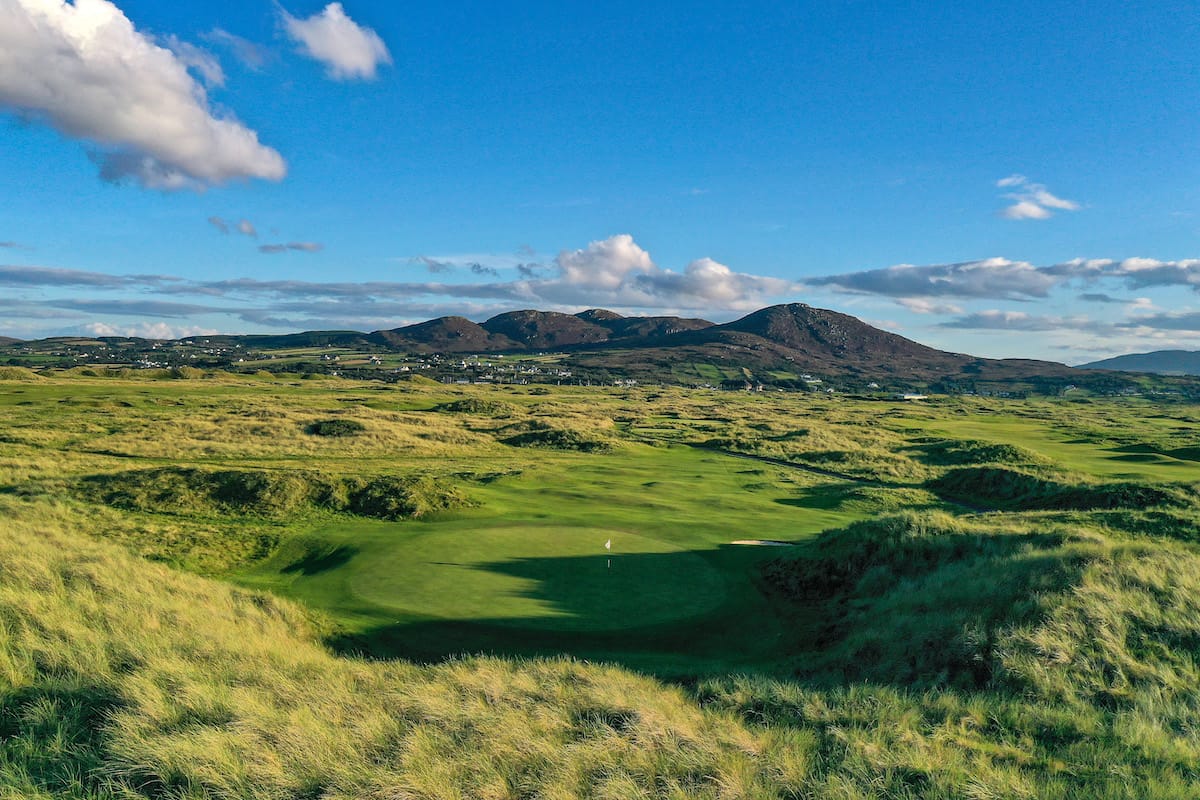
(324, 543, 790, 679)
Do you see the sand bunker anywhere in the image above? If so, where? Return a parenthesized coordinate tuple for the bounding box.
(730, 539, 794, 546)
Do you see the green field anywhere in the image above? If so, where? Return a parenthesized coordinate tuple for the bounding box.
(5, 370, 1200, 797)
(235, 444, 876, 674)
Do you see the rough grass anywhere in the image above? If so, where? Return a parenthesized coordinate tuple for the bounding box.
(71, 467, 470, 521)
(5, 375, 1200, 797)
(0, 517, 787, 800)
(910, 437, 1049, 467)
(928, 466, 1191, 510)
(436, 397, 516, 416)
(0, 366, 43, 381)
(6, 501, 1200, 798)
(304, 418, 366, 437)
(500, 420, 615, 452)
(764, 511, 1200, 709)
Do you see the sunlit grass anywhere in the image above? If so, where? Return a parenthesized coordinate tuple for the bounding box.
(3, 372, 1200, 797)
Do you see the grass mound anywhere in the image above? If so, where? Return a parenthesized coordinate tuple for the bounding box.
(0, 366, 42, 380)
(913, 437, 1048, 466)
(437, 397, 515, 416)
(928, 466, 1188, 510)
(764, 511, 1200, 716)
(500, 420, 613, 452)
(168, 366, 207, 379)
(765, 512, 1079, 689)
(1092, 508, 1200, 545)
(396, 373, 441, 385)
(305, 418, 366, 437)
(76, 467, 468, 520)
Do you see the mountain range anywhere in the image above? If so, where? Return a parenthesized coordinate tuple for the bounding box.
(1080, 350, 1200, 376)
(2, 303, 1188, 394)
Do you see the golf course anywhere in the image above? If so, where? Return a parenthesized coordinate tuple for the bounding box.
(4, 369, 1200, 797)
(234, 441, 877, 675)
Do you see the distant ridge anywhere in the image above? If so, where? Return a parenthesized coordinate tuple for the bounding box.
(561, 303, 1082, 386)
(1080, 350, 1200, 376)
(0, 302, 1167, 392)
(362, 308, 714, 353)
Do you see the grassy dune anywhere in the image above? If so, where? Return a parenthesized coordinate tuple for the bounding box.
(3, 373, 1200, 797)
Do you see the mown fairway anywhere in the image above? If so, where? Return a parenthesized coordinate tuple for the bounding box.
(237, 444, 873, 675)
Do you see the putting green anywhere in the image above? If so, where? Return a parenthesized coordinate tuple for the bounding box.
(347, 525, 728, 632)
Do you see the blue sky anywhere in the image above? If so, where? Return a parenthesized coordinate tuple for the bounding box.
(1, 0, 1198, 362)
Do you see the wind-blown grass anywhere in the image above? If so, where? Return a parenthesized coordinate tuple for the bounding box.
(4, 373, 1200, 797)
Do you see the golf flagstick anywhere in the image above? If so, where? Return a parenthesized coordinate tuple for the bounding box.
(605, 538, 611, 568)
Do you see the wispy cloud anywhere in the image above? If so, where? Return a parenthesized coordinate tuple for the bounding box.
(939, 310, 1097, 332)
(896, 298, 964, 315)
(0, 265, 175, 289)
(1117, 311, 1200, 332)
(203, 28, 271, 70)
(169, 234, 797, 313)
(259, 242, 324, 254)
(416, 256, 455, 274)
(162, 36, 224, 88)
(809, 258, 1058, 300)
(208, 217, 258, 237)
(46, 299, 223, 318)
(811, 256, 1200, 304)
(996, 175, 1080, 220)
(1079, 292, 1126, 304)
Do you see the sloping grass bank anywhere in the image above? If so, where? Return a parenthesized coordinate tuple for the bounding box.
(4, 508, 1200, 798)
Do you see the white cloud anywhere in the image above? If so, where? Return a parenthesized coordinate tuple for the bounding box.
(636, 257, 794, 306)
(0, 0, 286, 189)
(282, 3, 391, 80)
(1031, 188, 1078, 211)
(82, 321, 218, 339)
(896, 297, 964, 315)
(996, 175, 1079, 220)
(1052, 258, 1200, 290)
(237, 219, 257, 237)
(1001, 200, 1053, 221)
(529, 235, 795, 310)
(552, 234, 656, 292)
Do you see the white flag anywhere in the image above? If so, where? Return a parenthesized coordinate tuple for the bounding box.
(605, 539, 611, 550)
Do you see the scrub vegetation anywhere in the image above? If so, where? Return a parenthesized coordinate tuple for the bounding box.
(2, 371, 1199, 798)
